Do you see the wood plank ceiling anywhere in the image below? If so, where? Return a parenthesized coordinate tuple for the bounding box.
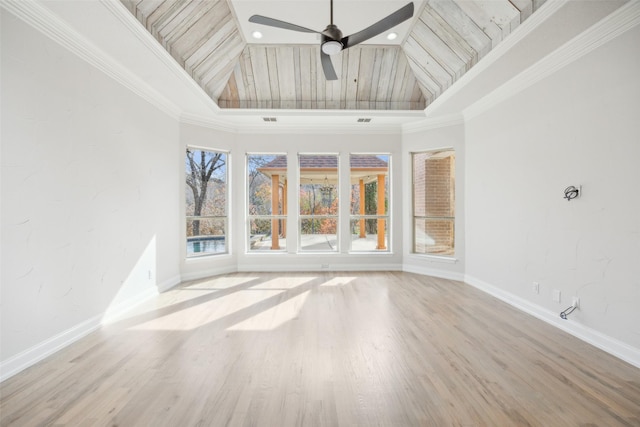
(120, 0, 547, 111)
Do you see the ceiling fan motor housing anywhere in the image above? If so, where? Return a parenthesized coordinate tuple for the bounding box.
(321, 25, 344, 55)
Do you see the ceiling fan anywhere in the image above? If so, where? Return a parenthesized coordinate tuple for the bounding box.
(249, 0, 414, 81)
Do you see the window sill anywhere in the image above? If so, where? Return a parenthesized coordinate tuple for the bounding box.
(407, 253, 458, 264)
(185, 253, 232, 262)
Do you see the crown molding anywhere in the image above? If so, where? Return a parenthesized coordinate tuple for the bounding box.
(464, 0, 640, 120)
(401, 113, 464, 134)
(98, 0, 221, 114)
(0, 0, 182, 119)
(181, 112, 239, 133)
(234, 123, 403, 135)
(424, 0, 569, 116)
(182, 112, 405, 135)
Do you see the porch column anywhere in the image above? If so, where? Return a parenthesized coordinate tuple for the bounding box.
(376, 174, 386, 250)
(359, 178, 366, 238)
(271, 174, 280, 250)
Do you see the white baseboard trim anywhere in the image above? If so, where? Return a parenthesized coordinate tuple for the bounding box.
(402, 263, 465, 282)
(465, 274, 640, 369)
(1, 274, 183, 383)
(0, 314, 101, 383)
(238, 263, 402, 273)
(157, 274, 181, 293)
(180, 265, 237, 283)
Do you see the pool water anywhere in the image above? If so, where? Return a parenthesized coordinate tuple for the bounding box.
(187, 238, 226, 255)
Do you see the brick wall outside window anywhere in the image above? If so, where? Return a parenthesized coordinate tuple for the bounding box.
(412, 151, 455, 255)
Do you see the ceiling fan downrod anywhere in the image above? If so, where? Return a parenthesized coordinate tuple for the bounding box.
(330, 0, 333, 25)
(322, 0, 343, 55)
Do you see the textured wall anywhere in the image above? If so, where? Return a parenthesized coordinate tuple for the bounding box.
(465, 26, 640, 350)
(1, 12, 181, 368)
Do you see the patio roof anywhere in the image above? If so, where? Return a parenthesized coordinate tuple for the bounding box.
(258, 154, 388, 184)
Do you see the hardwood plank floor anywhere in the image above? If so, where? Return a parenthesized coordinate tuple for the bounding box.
(1, 272, 639, 426)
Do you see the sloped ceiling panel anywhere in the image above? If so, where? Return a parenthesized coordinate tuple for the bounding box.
(121, 0, 244, 101)
(121, 0, 549, 111)
(218, 45, 426, 110)
(403, 0, 546, 101)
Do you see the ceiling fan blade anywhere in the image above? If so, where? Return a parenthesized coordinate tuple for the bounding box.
(341, 2, 414, 49)
(249, 15, 321, 34)
(320, 50, 338, 80)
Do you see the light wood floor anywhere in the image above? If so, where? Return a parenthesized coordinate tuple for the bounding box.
(1, 272, 639, 426)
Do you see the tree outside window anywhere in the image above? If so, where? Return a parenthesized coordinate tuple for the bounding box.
(185, 148, 228, 257)
(247, 154, 287, 251)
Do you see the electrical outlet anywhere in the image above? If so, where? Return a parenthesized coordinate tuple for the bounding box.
(321, 264, 330, 269)
(572, 297, 580, 309)
(532, 282, 539, 294)
(553, 289, 561, 303)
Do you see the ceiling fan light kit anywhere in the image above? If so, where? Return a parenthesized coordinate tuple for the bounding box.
(322, 40, 343, 55)
(249, 0, 414, 80)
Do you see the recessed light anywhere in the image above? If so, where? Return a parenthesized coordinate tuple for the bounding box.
(252, 31, 263, 39)
(387, 32, 398, 41)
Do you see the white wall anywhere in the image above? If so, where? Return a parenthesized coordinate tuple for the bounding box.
(464, 25, 640, 361)
(179, 124, 404, 279)
(179, 123, 238, 280)
(1, 11, 181, 378)
(402, 123, 466, 281)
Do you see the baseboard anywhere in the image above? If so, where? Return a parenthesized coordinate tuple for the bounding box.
(402, 263, 465, 282)
(237, 263, 403, 273)
(1, 274, 182, 383)
(157, 274, 181, 293)
(0, 314, 102, 383)
(180, 265, 237, 283)
(465, 274, 640, 370)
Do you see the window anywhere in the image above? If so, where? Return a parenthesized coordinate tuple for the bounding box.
(247, 154, 287, 251)
(412, 150, 455, 256)
(185, 148, 228, 257)
(349, 154, 390, 252)
(298, 154, 339, 252)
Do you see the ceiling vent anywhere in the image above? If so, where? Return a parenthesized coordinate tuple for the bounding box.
(262, 117, 277, 122)
(357, 118, 372, 123)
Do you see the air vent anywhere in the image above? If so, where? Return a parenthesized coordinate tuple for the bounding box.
(262, 117, 277, 122)
(357, 118, 372, 123)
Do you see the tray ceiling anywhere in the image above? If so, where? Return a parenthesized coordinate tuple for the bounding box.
(120, 0, 548, 111)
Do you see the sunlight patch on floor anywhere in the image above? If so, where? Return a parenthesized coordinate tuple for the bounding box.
(183, 276, 261, 291)
(227, 290, 310, 331)
(131, 288, 284, 331)
(249, 276, 316, 290)
(320, 276, 357, 287)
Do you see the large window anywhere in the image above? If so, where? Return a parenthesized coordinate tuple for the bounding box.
(185, 148, 228, 257)
(412, 150, 455, 256)
(299, 154, 339, 252)
(247, 154, 287, 252)
(349, 154, 390, 252)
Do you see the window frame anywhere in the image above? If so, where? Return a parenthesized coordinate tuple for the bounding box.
(411, 149, 456, 257)
(246, 153, 288, 253)
(297, 153, 340, 253)
(348, 153, 392, 253)
(185, 146, 230, 258)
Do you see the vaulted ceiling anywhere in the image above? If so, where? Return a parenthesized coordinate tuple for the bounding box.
(120, 0, 547, 111)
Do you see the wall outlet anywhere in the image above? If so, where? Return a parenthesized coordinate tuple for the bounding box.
(572, 297, 580, 309)
(321, 264, 330, 269)
(532, 282, 539, 294)
(553, 289, 561, 303)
